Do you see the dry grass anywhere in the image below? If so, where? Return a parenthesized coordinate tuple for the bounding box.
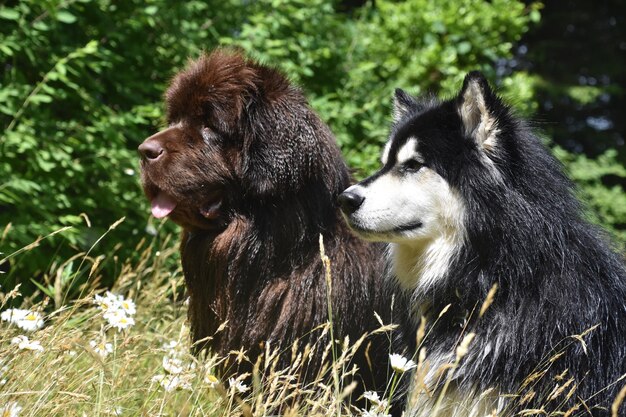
(1, 225, 624, 417)
(0, 229, 406, 417)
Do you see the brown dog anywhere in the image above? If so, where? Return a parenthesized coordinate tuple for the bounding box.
(138, 50, 410, 409)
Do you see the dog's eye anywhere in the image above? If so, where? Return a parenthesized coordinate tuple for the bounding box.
(402, 159, 424, 172)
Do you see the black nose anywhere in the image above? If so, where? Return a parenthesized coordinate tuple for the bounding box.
(338, 190, 365, 214)
(138, 139, 164, 161)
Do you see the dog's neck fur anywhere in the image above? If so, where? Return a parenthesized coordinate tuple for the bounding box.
(389, 204, 466, 310)
(390, 235, 461, 294)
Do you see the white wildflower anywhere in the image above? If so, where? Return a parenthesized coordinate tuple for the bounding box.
(94, 292, 118, 313)
(95, 292, 136, 331)
(94, 291, 136, 316)
(1, 309, 43, 331)
(204, 373, 219, 388)
(162, 340, 179, 351)
(123, 168, 135, 176)
(363, 391, 389, 409)
(389, 353, 416, 373)
(363, 391, 381, 405)
(15, 311, 44, 331)
(103, 309, 135, 331)
(151, 374, 192, 392)
(89, 340, 113, 358)
(229, 377, 250, 394)
(11, 335, 44, 352)
(118, 297, 136, 316)
(162, 356, 184, 375)
(0, 402, 22, 417)
(1, 308, 27, 323)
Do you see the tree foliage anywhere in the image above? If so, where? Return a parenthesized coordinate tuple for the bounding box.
(0, 0, 623, 291)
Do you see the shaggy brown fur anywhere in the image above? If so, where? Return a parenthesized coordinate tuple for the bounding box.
(139, 50, 410, 408)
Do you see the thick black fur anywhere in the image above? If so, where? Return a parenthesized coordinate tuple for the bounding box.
(364, 73, 626, 416)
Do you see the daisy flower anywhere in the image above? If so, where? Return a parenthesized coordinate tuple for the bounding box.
(229, 377, 250, 394)
(15, 311, 44, 331)
(0, 308, 41, 331)
(103, 309, 135, 331)
(162, 356, 184, 375)
(204, 373, 219, 388)
(118, 297, 136, 316)
(151, 374, 192, 392)
(89, 340, 113, 358)
(162, 340, 179, 351)
(363, 391, 388, 407)
(1, 308, 28, 323)
(11, 335, 44, 352)
(0, 402, 22, 417)
(363, 391, 380, 404)
(389, 353, 417, 373)
(93, 293, 118, 313)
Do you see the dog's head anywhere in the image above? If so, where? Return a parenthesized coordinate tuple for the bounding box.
(339, 72, 512, 244)
(139, 50, 345, 232)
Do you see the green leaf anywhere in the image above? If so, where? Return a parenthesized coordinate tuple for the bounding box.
(0, 43, 13, 56)
(0, 8, 19, 20)
(57, 11, 77, 24)
(530, 9, 541, 23)
(30, 94, 53, 104)
(457, 41, 472, 55)
(30, 279, 55, 299)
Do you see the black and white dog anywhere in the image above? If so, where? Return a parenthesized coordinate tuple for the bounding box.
(339, 72, 626, 417)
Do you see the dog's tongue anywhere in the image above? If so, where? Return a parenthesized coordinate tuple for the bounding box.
(151, 192, 177, 219)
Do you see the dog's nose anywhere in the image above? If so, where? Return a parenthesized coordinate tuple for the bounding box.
(138, 139, 164, 161)
(338, 190, 365, 214)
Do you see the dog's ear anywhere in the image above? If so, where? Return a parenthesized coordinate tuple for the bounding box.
(393, 88, 419, 123)
(457, 71, 500, 149)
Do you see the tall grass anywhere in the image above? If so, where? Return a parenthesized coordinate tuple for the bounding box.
(0, 226, 404, 416)
(0, 224, 624, 416)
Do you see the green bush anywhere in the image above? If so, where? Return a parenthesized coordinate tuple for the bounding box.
(554, 148, 626, 247)
(1, 0, 623, 295)
(0, 0, 245, 288)
(229, 0, 541, 175)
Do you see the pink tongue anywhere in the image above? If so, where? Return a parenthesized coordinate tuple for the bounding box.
(151, 192, 177, 218)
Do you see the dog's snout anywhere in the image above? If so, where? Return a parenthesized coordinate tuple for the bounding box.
(138, 139, 164, 161)
(338, 190, 365, 214)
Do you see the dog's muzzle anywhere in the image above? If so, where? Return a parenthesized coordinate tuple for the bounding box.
(338, 189, 365, 215)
